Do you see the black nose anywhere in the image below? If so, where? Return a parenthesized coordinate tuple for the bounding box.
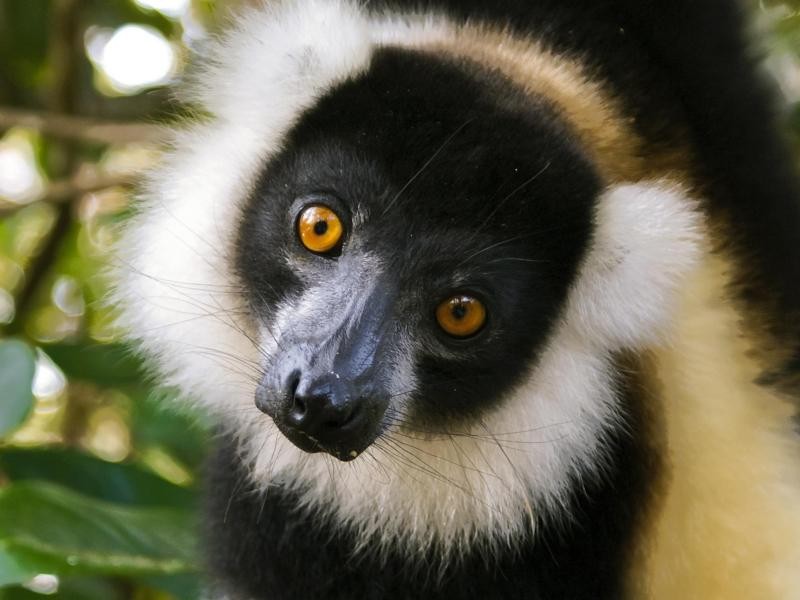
(288, 377, 356, 434)
(276, 371, 372, 460)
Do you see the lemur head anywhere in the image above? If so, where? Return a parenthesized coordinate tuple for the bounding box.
(240, 47, 596, 461)
(115, 0, 700, 551)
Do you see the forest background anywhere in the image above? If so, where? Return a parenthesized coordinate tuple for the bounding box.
(1, 0, 799, 598)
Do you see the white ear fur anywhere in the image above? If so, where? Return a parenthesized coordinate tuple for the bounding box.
(568, 181, 703, 349)
(194, 0, 372, 124)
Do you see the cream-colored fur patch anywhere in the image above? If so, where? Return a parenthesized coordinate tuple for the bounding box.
(631, 255, 800, 599)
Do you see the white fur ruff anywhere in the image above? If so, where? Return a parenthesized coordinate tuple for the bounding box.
(112, 0, 702, 555)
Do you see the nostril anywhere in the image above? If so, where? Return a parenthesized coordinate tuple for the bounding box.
(286, 370, 301, 399)
(285, 371, 306, 425)
(284, 372, 363, 439)
(322, 403, 357, 429)
(291, 395, 307, 418)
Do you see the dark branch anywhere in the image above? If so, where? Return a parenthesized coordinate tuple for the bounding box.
(7, 0, 84, 335)
(0, 107, 167, 145)
(0, 171, 138, 218)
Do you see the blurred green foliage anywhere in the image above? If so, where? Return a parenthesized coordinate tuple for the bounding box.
(0, 0, 799, 598)
(0, 0, 237, 597)
(0, 342, 35, 437)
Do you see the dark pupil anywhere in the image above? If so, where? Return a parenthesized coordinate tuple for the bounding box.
(313, 220, 328, 236)
(451, 303, 468, 320)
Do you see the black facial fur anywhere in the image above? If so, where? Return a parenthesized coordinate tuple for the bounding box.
(236, 48, 598, 437)
(203, 1, 800, 599)
(371, 0, 800, 394)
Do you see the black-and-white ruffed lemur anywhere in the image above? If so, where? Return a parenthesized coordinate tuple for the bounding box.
(113, 0, 800, 598)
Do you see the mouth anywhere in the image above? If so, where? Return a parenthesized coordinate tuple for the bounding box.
(273, 419, 369, 462)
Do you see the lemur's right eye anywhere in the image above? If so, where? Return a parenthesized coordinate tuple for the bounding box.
(297, 204, 344, 254)
(436, 295, 487, 338)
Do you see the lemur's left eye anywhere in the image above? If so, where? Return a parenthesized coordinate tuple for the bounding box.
(297, 204, 344, 254)
(436, 295, 487, 338)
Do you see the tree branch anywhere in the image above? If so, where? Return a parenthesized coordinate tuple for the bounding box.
(7, 0, 83, 335)
(0, 106, 167, 145)
(0, 171, 138, 218)
(44, 172, 137, 203)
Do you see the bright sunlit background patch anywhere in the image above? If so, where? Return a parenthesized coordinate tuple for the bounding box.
(85, 24, 177, 95)
(134, 0, 191, 18)
(32, 350, 67, 401)
(0, 130, 46, 207)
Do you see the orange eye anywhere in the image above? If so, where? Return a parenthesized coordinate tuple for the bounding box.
(436, 295, 487, 338)
(297, 205, 344, 254)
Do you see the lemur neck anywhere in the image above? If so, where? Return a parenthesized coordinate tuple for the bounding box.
(630, 252, 800, 598)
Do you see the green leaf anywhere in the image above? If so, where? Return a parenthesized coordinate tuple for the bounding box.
(0, 482, 198, 579)
(0, 541, 54, 587)
(0, 543, 33, 587)
(0, 577, 124, 600)
(86, 0, 178, 37)
(145, 574, 203, 600)
(0, 448, 196, 509)
(0, 341, 36, 438)
(49, 578, 125, 600)
(130, 391, 210, 471)
(42, 343, 143, 387)
(0, 1, 51, 103)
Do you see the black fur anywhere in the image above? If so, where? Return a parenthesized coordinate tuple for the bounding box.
(206, 355, 659, 600)
(236, 48, 597, 427)
(371, 0, 800, 383)
(210, 1, 800, 598)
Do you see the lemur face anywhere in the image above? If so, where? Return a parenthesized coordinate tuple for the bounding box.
(115, 1, 701, 548)
(236, 48, 597, 461)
